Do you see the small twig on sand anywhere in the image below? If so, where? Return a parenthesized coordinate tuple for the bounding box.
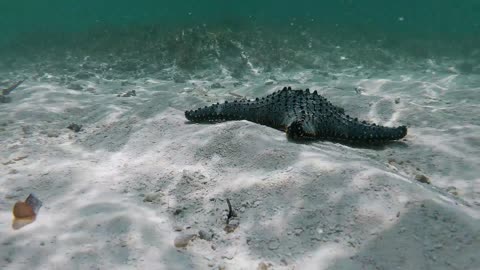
(226, 198, 236, 224)
(2, 79, 25, 96)
(224, 198, 239, 233)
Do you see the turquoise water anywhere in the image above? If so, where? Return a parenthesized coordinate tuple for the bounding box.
(1, 1, 479, 43)
(1, 3, 480, 269)
(1, 1, 479, 73)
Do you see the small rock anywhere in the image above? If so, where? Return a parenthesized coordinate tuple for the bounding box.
(174, 234, 196, 248)
(121, 81, 135, 86)
(67, 123, 82, 133)
(199, 229, 214, 241)
(268, 239, 280, 250)
(224, 218, 240, 233)
(211, 82, 225, 89)
(173, 208, 183, 216)
(257, 262, 269, 270)
(221, 254, 233, 260)
(117, 60, 138, 72)
(294, 228, 304, 236)
(21, 125, 33, 135)
(415, 174, 431, 184)
(85, 87, 96, 93)
(173, 73, 187, 83)
(117, 90, 136, 97)
(354, 87, 365, 94)
(445, 186, 459, 196)
(395, 97, 401, 104)
(0, 95, 11, 103)
(143, 192, 162, 203)
(46, 130, 60, 137)
(75, 72, 94, 80)
(264, 79, 275, 85)
(120, 240, 127, 248)
(81, 62, 96, 70)
(13, 155, 28, 161)
(2, 160, 13, 167)
(173, 226, 183, 232)
(67, 83, 83, 91)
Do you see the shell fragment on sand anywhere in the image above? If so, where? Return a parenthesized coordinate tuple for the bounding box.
(12, 193, 43, 230)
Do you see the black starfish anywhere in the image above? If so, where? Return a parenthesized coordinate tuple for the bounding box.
(185, 87, 407, 143)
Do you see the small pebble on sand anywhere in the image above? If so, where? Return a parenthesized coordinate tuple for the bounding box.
(415, 174, 431, 184)
(174, 234, 196, 248)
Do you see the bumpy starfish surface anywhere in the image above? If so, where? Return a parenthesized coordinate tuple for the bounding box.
(185, 87, 407, 143)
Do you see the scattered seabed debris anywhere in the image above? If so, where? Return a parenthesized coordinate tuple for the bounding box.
(12, 193, 43, 230)
(0, 79, 25, 103)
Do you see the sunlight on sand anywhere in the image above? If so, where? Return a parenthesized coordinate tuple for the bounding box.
(1, 63, 479, 269)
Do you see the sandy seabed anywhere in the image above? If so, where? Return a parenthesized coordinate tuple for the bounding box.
(0, 59, 479, 270)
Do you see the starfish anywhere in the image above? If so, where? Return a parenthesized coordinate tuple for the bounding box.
(185, 87, 407, 143)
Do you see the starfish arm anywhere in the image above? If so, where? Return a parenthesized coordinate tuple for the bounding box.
(185, 99, 253, 122)
(185, 88, 290, 128)
(340, 121, 407, 142)
(310, 115, 407, 143)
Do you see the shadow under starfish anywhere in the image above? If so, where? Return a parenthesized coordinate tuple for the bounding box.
(185, 86, 408, 145)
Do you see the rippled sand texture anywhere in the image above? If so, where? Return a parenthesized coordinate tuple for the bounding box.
(1, 28, 479, 269)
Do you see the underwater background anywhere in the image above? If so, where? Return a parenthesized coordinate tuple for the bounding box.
(1, 2, 480, 269)
(1, 1, 480, 39)
(1, 0, 479, 73)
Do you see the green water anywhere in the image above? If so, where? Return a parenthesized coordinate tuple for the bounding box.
(1, 1, 479, 42)
(1, 1, 479, 73)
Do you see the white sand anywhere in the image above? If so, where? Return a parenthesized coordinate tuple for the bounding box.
(1, 65, 479, 270)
